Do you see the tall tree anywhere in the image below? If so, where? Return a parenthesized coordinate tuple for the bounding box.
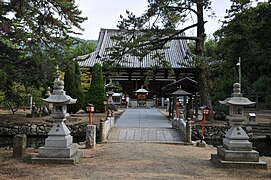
(107, 0, 214, 118)
(87, 63, 106, 113)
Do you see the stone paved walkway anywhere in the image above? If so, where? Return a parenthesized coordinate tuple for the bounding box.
(108, 108, 185, 142)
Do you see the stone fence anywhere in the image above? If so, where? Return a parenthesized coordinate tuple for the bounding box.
(0, 123, 86, 137)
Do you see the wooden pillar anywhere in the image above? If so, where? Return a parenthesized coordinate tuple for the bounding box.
(172, 95, 176, 118)
(195, 94, 199, 120)
(169, 96, 172, 118)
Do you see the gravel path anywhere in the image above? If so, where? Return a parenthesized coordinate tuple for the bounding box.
(1, 143, 271, 180)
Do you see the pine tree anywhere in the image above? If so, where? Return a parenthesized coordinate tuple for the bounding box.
(107, 0, 214, 118)
(87, 63, 106, 113)
(64, 61, 84, 114)
(223, 0, 251, 24)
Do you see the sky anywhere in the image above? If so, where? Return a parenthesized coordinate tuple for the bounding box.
(73, 0, 262, 40)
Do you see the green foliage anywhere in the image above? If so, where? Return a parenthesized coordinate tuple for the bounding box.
(215, 2, 271, 106)
(87, 63, 106, 113)
(0, 0, 86, 99)
(64, 61, 84, 114)
(224, 0, 252, 22)
(112, 81, 123, 92)
(253, 76, 271, 104)
(0, 83, 43, 113)
(73, 40, 96, 57)
(80, 67, 91, 93)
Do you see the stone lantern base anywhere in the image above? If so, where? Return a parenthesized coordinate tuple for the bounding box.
(211, 147, 267, 169)
(32, 145, 83, 164)
(211, 121, 267, 169)
(32, 121, 83, 164)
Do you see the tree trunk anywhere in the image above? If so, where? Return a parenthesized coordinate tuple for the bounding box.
(196, 0, 214, 119)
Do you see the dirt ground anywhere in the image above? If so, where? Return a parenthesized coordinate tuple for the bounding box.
(0, 143, 271, 180)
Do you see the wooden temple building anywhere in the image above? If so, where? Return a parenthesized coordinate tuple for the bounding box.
(77, 28, 198, 110)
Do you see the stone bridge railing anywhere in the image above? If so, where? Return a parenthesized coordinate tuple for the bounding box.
(99, 115, 116, 143)
(171, 114, 192, 143)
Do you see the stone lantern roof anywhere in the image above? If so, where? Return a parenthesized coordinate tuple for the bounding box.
(135, 86, 149, 94)
(43, 68, 77, 104)
(219, 83, 255, 106)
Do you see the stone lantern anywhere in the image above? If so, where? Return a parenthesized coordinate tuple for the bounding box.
(32, 67, 83, 164)
(135, 85, 149, 107)
(211, 83, 267, 169)
(106, 79, 117, 111)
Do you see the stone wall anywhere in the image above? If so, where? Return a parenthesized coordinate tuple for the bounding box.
(192, 124, 229, 142)
(191, 123, 271, 142)
(0, 123, 87, 137)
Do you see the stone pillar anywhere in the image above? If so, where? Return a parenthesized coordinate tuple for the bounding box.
(110, 117, 115, 129)
(29, 96, 33, 113)
(85, 125, 96, 149)
(100, 119, 106, 143)
(186, 118, 192, 143)
(13, 134, 27, 159)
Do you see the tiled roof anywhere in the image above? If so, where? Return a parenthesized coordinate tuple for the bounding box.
(77, 28, 193, 69)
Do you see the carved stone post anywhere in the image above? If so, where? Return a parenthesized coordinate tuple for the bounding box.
(85, 125, 96, 149)
(13, 134, 27, 159)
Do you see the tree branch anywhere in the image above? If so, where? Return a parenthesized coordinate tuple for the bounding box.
(136, 22, 200, 48)
(166, 6, 199, 15)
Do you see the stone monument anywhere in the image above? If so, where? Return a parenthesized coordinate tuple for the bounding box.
(211, 83, 267, 169)
(32, 67, 83, 164)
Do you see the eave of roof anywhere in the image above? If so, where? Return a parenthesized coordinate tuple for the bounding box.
(161, 77, 198, 92)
